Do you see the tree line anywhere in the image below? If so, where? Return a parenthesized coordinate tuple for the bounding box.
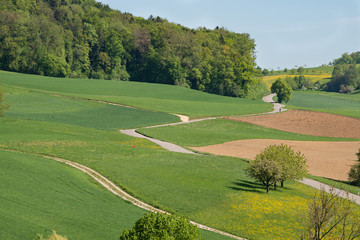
(0, 0, 266, 98)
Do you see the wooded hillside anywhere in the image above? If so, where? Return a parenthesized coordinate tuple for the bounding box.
(0, 0, 265, 98)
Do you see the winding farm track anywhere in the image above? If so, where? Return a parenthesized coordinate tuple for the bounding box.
(19, 92, 359, 239)
(5, 151, 243, 240)
(120, 93, 360, 204)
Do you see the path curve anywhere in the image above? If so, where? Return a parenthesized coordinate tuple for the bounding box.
(120, 117, 216, 153)
(256, 94, 360, 204)
(120, 129, 196, 154)
(38, 93, 360, 236)
(262, 93, 287, 113)
(121, 93, 360, 206)
(40, 153, 246, 240)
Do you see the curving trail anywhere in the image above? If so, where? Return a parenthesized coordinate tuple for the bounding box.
(262, 93, 287, 113)
(41, 153, 246, 240)
(120, 93, 360, 205)
(22, 93, 359, 239)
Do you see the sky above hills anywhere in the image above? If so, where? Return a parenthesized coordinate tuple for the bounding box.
(98, 0, 360, 70)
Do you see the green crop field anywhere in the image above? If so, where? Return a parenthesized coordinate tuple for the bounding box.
(288, 91, 360, 118)
(138, 118, 360, 147)
(0, 150, 146, 240)
(1, 71, 359, 240)
(4, 91, 179, 130)
(0, 115, 317, 240)
(0, 71, 271, 118)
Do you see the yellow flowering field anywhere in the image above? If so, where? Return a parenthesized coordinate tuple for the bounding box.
(194, 182, 314, 240)
(262, 74, 331, 89)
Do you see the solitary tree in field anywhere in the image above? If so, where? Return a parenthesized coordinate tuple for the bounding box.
(120, 213, 201, 240)
(268, 144, 308, 188)
(245, 144, 308, 193)
(245, 151, 282, 193)
(271, 78, 293, 103)
(0, 89, 9, 117)
(299, 187, 360, 240)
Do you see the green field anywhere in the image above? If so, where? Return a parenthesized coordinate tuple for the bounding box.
(0, 71, 271, 118)
(138, 118, 360, 147)
(4, 91, 179, 130)
(0, 115, 317, 240)
(1, 71, 359, 240)
(0, 150, 146, 240)
(288, 91, 360, 118)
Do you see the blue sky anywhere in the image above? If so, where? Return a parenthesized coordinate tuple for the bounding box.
(97, 0, 360, 70)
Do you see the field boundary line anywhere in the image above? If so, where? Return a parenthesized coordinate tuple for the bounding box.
(0, 149, 247, 240)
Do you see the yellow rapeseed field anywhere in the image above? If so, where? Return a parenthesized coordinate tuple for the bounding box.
(262, 74, 331, 89)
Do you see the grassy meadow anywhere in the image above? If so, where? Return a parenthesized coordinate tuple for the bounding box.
(0, 117, 318, 240)
(0, 150, 146, 240)
(1, 71, 359, 240)
(287, 91, 360, 118)
(4, 90, 179, 130)
(0, 71, 271, 119)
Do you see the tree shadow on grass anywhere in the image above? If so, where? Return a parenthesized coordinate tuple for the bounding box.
(228, 180, 266, 194)
(228, 180, 293, 194)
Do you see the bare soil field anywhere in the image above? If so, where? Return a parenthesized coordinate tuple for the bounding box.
(225, 109, 360, 139)
(191, 139, 360, 181)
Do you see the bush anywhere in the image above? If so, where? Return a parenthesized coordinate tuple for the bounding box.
(120, 212, 201, 240)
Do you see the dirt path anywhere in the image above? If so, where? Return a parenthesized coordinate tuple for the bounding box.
(120, 117, 216, 153)
(120, 129, 196, 154)
(41, 153, 246, 240)
(262, 93, 287, 113)
(27, 92, 360, 238)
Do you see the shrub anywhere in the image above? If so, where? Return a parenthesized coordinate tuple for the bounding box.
(120, 212, 201, 240)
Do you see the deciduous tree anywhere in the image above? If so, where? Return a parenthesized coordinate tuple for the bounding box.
(271, 78, 293, 103)
(299, 187, 360, 240)
(245, 151, 282, 193)
(245, 144, 308, 192)
(120, 213, 201, 240)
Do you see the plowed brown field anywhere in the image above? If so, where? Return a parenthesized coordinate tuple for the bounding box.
(225, 109, 360, 139)
(191, 110, 360, 181)
(191, 140, 360, 181)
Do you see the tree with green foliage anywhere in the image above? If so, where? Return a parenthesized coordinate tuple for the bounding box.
(0, 89, 9, 117)
(299, 187, 360, 240)
(246, 144, 308, 193)
(298, 66, 305, 75)
(0, 0, 263, 99)
(327, 64, 360, 93)
(271, 78, 293, 103)
(245, 150, 282, 193)
(119, 213, 201, 240)
(348, 148, 360, 186)
(262, 68, 270, 75)
(264, 144, 308, 188)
